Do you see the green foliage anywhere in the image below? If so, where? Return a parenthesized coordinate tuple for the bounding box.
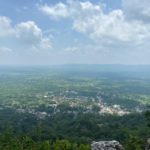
(0, 133, 90, 150)
(0, 107, 149, 147)
(124, 135, 144, 150)
(145, 110, 150, 127)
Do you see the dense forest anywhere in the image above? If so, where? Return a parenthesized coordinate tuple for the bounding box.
(0, 110, 150, 150)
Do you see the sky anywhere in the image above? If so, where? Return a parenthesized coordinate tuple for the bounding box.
(0, 0, 150, 65)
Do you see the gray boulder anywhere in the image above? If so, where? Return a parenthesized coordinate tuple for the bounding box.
(145, 138, 150, 150)
(91, 140, 124, 150)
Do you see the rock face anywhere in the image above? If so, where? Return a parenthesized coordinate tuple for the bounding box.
(91, 140, 124, 150)
(145, 138, 150, 150)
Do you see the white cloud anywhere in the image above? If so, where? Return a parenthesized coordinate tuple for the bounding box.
(71, 1, 150, 45)
(64, 46, 80, 53)
(16, 21, 42, 45)
(39, 2, 69, 19)
(39, 0, 150, 46)
(0, 16, 14, 37)
(0, 16, 51, 52)
(16, 21, 51, 50)
(0, 47, 12, 53)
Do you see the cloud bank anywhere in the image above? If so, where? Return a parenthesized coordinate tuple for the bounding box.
(0, 16, 51, 53)
(39, 0, 150, 46)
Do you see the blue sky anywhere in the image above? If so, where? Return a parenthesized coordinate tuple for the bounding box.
(0, 0, 150, 65)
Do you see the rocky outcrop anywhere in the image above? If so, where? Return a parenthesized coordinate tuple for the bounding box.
(91, 140, 124, 150)
(145, 138, 150, 150)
